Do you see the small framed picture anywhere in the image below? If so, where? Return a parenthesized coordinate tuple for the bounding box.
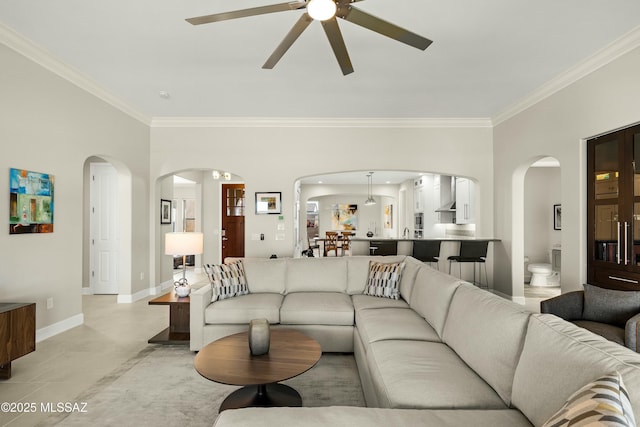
(553, 204, 561, 230)
(255, 192, 281, 215)
(160, 199, 172, 224)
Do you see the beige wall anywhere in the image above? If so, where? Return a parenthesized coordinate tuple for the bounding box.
(149, 125, 495, 271)
(493, 45, 640, 298)
(0, 44, 150, 338)
(5, 24, 638, 340)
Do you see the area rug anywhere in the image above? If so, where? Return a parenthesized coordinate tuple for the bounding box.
(40, 345, 365, 426)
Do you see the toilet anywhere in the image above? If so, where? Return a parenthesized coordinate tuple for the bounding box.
(526, 247, 561, 287)
(528, 263, 555, 286)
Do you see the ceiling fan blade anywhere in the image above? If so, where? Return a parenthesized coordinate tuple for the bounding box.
(186, 1, 306, 25)
(337, 4, 432, 51)
(263, 13, 313, 69)
(321, 18, 354, 76)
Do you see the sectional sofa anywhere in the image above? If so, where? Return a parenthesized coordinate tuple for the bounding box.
(190, 256, 640, 426)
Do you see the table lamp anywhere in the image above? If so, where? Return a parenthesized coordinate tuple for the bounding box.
(165, 232, 204, 293)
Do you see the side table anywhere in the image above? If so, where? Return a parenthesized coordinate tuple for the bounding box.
(148, 292, 190, 344)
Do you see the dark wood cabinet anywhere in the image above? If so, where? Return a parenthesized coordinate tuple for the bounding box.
(587, 124, 640, 290)
(0, 302, 36, 379)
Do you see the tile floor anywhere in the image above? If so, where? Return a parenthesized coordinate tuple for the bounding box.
(0, 269, 207, 427)
(522, 284, 561, 313)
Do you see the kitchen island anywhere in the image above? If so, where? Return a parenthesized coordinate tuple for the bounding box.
(350, 237, 500, 256)
(349, 237, 500, 284)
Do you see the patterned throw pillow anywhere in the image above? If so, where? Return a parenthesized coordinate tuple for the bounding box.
(205, 261, 249, 302)
(363, 261, 405, 300)
(542, 371, 636, 427)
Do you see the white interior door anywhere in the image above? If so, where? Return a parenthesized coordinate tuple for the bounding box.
(90, 162, 119, 294)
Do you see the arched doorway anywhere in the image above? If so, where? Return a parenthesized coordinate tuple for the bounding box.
(153, 169, 244, 294)
(513, 156, 562, 311)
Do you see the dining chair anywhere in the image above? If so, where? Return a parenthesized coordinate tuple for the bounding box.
(325, 231, 340, 256)
(340, 231, 354, 255)
(306, 236, 320, 257)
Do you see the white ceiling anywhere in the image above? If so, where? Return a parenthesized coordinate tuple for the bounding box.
(1, 1, 639, 121)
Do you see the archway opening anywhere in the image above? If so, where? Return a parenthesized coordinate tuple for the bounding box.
(513, 156, 562, 311)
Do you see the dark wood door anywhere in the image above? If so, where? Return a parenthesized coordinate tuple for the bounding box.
(587, 124, 640, 289)
(222, 184, 245, 261)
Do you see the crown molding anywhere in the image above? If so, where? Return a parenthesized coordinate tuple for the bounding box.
(0, 22, 150, 126)
(493, 25, 640, 126)
(150, 117, 493, 128)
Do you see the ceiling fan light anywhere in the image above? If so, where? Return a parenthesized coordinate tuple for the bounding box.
(307, 0, 337, 21)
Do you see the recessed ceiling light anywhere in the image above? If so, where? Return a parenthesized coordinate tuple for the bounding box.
(318, 180, 323, 184)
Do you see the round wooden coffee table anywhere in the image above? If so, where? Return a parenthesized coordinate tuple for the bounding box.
(194, 329, 322, 411)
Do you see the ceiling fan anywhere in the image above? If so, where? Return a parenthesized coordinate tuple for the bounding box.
(186, 0, 432, 75)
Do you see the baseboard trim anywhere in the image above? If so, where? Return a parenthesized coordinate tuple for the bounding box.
(117, 288, 151, 304)
(36, 313, 84, 343)
(489, 289, 526, 305)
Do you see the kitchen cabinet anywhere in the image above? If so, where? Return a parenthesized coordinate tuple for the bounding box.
(455, 177, 475, 224)
(587, 124, 640, 290)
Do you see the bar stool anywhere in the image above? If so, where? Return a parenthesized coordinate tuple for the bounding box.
(370, 240, 397, 256)
(448, 241, 489, 288)
(412, 240, 442, 269)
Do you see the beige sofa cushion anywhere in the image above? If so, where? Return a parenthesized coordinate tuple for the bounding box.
(442, 283, 531, 407)
(286, 258, 348, 293)
(213, 407, 532, 427)
(238, 258, 287, 294)
(351, 294, 410, 310)
(280, 292, 354, 326)
(204, 293, 283, 324)
(346, 256, 407, 295)
(367, 340, 507, 409)
(410, 267, 464, 337)
(512, 314, 640, 427)
(356, 307, 440, 345)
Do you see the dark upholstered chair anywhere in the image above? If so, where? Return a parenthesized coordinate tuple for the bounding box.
(540, 283, 640, 352)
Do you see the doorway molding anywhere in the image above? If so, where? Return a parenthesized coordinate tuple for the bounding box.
(512, 156, 561, 303)
(83, 156, 133, 302)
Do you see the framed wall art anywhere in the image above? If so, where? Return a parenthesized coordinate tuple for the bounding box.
(9, 168, 54, 234)
(161, 199, 172, 224)
(331, 204, 358, 231)
(553, 204, 562, 230)
(255, 192, 281, 215)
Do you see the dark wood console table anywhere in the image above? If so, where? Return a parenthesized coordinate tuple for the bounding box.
(148, 292, 190, 344)
(0, 302, 36, 379)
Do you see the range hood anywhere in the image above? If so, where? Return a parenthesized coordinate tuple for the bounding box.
(436, 201, 456, 212)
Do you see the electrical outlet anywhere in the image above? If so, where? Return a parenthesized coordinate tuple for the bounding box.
(140, 272, 144, 280)
(46, 297, 54, 310)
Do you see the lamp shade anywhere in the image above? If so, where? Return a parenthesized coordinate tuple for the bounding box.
(165, 232, 203, 256)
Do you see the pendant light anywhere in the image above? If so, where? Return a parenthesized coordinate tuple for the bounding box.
(364, 172, 377, 206)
